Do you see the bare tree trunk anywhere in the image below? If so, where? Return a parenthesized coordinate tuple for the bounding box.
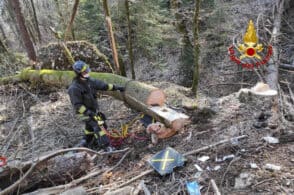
(125, 0, 135, 79)
(266, 0, 284, 90)
(192, 0, 200, 94)
(64, 0, 80, 41)
(102, 0, 126, 76)
(0, 37, 8, 53)
(4, 0, 24, 48)
(171, 0, 194, 87)
(27, 20, 37, 45)
(0, 22, 9, 49)
(54, 0, 67, 32)
(266, 0, 285, 128)
(10, 0, 37, 61)
(0, 22, 7, 42)
(30, 0, 42, 43)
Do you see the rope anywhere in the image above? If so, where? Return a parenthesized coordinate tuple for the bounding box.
(102, 113, 148, 147)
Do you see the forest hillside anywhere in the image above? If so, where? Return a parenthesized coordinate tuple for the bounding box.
(0, 0, 293, 194)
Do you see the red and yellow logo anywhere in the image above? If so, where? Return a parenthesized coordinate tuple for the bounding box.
(228, 20, 272, 69)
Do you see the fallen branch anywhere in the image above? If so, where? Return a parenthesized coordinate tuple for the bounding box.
(252, 178, 276, 188)
(115, 170, 153, 189)
(0, 147, 129, 195)
(23, 148, 131, 195)
(206, 83, 252, 88)
(183, 135, 247, 156)
(279, 63, 294, 71)
(286, 81, 294, 104)
(210, 179, 221, 195)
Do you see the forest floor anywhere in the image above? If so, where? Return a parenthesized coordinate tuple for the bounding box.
(0, 81, 293, 194)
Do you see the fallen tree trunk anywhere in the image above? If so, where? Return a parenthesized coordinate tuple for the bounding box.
(0, 148, 130, 195)
(0, 69, 165, 105)
(0, 69, 189, 130)
(21, 149, 131, 195)
(0, 152, 93, 194)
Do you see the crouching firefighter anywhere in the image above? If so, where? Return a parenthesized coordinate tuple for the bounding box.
(68, 60, 125, 151)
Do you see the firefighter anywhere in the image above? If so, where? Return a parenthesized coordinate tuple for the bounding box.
(68, 60, 125, 150)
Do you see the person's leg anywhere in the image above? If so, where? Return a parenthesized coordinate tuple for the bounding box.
(140, 114, 155, 127)
(84, 121, 96, 146)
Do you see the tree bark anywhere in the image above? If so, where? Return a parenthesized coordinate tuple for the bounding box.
(26, 20, 37, 45)
(10, 0, 37, 61)
(171, 0, 194, 87)
(125, 0, 135, 79)
(64, 0, 80, 41)
(192, 0, 200, 94)
(0, 21, 8, 47)
(5, 0, 24, 48)
(102, 0, 126, 76)
(266, 0, 285, 128)
(0, 37, 8, 53)
(266, 0, 284, 90)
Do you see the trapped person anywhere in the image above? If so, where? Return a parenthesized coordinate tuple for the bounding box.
(68, 60, 125, 150)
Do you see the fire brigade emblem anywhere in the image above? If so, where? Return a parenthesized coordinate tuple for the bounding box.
(228, 20, 273, 69)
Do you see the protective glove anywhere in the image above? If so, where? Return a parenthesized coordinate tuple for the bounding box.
(94, 115, 105, 126)
(113, 85, 125, 92)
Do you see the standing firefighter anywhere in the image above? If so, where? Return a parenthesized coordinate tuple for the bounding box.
(68, 60, 125, 150)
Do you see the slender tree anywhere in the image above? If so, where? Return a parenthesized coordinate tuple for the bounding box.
(0, 22, 7, 42)
(0, 37, 8, 53)
(54, 0, 67, 31)
(10, 0, 36, 61)
(64, 0, 80, 41)
(125, 0, 135, 79)
(102, 0, 126, 76)
(30, 0, 42, 43)
(4, 0, 24, 48)
(171, 0, 194, 87)
(191, 0, 200, 94)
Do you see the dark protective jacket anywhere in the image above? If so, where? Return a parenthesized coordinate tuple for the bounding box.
(68, 77, 114, 121)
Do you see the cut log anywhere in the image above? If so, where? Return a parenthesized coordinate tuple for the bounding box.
(0, 69, 165, 106)
(149, 106, 189, 130)
(123, 93, 189, 130)
(0, 69, 190, 130)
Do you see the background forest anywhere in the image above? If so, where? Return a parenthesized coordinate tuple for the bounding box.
(0, 0, 293, 194)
